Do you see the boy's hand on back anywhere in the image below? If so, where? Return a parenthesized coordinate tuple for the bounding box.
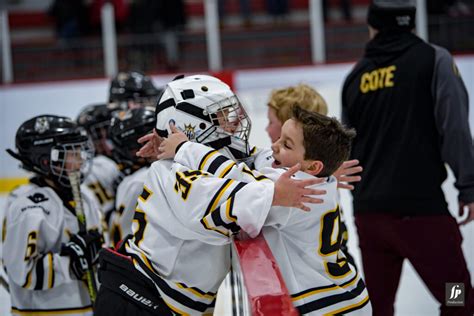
(333, 159, 362, 190)
(157, 124, 189, 160)
(136, 129, 164, 158)
(273, 163, 326, 212)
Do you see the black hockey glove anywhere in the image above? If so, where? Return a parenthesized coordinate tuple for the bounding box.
(60, 234, 90, 280)
(79, 229, 104, 264)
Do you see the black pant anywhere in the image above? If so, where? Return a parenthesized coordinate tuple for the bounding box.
(94, 248, 173, 316)
(95, 286, 160, 316)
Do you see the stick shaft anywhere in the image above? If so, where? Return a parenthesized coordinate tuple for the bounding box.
(0, 273, 9, 293)
(68, 171, 97, 303)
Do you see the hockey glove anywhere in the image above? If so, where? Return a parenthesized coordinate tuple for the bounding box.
(60, 234, 90, 280)
(79, 229, 104, 264)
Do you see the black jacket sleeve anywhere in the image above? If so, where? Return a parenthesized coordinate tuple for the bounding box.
(432, 45, 474, 203)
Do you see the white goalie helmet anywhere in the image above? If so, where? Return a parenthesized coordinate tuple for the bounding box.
(155, 74, 252, 162)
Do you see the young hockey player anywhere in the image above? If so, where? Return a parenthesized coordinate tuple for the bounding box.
(77, 103, 123, 221)
(160, 105, 372, 315)
(94, 75, 325, 315)
(4, 115, 104, 315)
(107, 107, 157, 246)
(78, 73, 160, 245)
(265, 83, 361, 266)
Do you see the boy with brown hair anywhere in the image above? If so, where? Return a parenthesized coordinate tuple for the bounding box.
(160, 106, 372, 315)
(265, 83, 361, 266)
(266, 83, 361, 188)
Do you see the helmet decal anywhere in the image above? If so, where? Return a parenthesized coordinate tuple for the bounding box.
(183, 124, 196, 140)
(34, 117, 50, 134)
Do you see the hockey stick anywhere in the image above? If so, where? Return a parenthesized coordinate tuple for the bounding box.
(68, 171, 97, 303)
(0, 273, 9, 293)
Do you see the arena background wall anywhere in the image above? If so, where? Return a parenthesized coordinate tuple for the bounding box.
(1, 56, 473, 187)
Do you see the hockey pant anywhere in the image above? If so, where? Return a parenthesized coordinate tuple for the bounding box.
(95, 248, 173, 316)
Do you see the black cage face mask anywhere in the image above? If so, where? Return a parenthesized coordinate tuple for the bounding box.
(50, 140, 94, 187)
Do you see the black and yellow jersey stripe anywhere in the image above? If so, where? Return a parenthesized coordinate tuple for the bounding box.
(200, 180, 247, 236)
(196, 149, 270, 182)
(129, 251, 216, 315)
(21, 253, 56, 291)
(11, 305, 93, 315)
(292, 275, 368, 315)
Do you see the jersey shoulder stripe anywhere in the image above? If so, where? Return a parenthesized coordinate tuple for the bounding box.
(207, 155, 230, 174)
(198, 150, 218, 170)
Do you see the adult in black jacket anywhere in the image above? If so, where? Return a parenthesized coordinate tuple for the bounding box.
(342, 1, 474, 315)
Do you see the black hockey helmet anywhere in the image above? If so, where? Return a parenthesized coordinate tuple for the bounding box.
(76, 103, 123, 157)
(109, 71, 162, 108)
(6, 115, 94, 187)
(109, 107, 156, 170)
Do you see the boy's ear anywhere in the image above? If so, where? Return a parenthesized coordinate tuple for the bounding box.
(306, 160, 323, 176)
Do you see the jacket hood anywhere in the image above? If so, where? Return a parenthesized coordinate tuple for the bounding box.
(364, 31, 422, 65)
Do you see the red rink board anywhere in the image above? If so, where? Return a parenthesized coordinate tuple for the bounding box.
(233, 234, 299, 316)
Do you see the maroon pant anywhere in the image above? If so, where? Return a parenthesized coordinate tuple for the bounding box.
(355, 213, 473, 316)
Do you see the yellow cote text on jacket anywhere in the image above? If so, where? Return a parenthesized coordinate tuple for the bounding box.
(360, 65, 396, 93)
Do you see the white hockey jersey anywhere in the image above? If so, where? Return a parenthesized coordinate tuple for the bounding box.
(174, 142, 371, 316)
(2, 179, 102, 316)
(0, 183, 32, 304)
(109, 167, 149, 246)
(124, 157, 275, 315)
(2, 184, 33, 267)
(83, 155, 122, 215)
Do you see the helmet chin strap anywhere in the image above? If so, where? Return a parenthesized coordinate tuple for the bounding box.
(204, 136, 231, 150)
